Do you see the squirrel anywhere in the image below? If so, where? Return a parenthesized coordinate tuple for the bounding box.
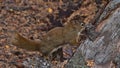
(11, 15, 85, 60)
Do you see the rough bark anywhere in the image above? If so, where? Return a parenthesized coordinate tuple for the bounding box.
(65, 0, 120, 68)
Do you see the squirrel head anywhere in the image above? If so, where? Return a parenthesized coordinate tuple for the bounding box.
(66, 15, 85, 30)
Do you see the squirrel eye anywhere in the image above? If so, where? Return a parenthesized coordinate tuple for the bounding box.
(81, 23, 84, 26)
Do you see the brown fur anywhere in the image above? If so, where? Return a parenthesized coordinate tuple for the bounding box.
(11, 20, 85, 58)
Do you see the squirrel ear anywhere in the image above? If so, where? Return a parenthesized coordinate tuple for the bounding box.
(70, 15, 83, 24)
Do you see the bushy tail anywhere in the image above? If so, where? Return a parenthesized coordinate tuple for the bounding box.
(11, 31, 41, 51)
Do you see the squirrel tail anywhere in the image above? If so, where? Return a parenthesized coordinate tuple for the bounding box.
(11, 31, 41, 51)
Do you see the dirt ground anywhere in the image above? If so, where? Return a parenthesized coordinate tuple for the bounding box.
(0, 0, 108, 68)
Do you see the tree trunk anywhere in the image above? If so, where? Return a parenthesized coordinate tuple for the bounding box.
(65, 0, 120, 68)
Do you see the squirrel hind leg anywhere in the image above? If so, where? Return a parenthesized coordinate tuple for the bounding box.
(48, 46, 64, 62)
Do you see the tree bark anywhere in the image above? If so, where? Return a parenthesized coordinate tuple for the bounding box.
(65, 0, 120, 68)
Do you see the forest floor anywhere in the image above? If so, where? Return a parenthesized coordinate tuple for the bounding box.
(0, 0, 108, 68)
